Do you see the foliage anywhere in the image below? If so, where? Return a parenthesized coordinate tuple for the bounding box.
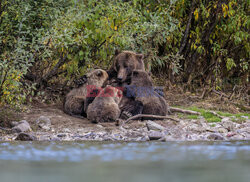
(170, 0, 249, 89)
(0, 0, 248, 107)
(45, 0, 180, 80)
(0, 0, 70, 107)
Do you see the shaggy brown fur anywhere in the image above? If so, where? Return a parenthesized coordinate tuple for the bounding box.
(63, 69, 108, 117)
(107, 50, 145, 83)
(129, 70, 168, 116)
(87, 86, 122, 123)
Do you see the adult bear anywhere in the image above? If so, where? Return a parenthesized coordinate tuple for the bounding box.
(108, 50, 145, 84)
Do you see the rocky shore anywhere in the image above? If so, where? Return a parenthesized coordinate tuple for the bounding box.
(0, 105, 249, 142)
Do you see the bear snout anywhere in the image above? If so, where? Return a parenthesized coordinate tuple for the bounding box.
(117, 69, 127, 82)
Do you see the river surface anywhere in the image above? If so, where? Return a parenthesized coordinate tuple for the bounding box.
(0, 141, 249, 182)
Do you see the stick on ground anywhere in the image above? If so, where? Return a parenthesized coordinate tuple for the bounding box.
(125, 114, 181, 124)
(170, 107, 201, 115)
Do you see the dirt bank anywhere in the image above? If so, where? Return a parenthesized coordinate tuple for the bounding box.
(0, 104, 249, 142)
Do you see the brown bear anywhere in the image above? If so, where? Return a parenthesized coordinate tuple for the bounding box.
(125, 70, 168, 117)
(63, 69, 108, 117)
(107, 50, 145, 84)
(87, 86, 123, 123)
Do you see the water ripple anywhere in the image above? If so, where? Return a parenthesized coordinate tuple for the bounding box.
(0, 141, 249, 162)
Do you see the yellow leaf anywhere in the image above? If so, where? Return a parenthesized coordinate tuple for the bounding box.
(114, 26, 117, 31)
(222, 3, 228, 18)
(194, 9, 199, 21)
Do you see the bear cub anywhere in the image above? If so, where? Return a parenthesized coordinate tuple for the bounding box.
(87, 86, 123, 123)
(126, 70, 168, 116)
(63, 69, 108, 117)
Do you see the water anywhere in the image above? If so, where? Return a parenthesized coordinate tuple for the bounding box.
(0, 141, 249, 182)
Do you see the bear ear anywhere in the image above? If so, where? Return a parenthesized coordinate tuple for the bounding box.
(115, 49, 120, 56)
(136, 54, 144, 60)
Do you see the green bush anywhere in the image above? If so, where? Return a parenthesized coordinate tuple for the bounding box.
(0, 0, 248, 108)
(0, 0, 70, 107)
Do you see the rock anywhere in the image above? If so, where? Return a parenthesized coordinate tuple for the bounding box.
(146, 120, 165, 131)
(236, 127, 250, 134)
(37, 135, 51, 141)
(62, 128, 71, 133)
(36, 116, 51, 131)
(187, 124, 207, 132)
(242, 121, 250, 128)
(57, 133, 67, 137)
(148, 131, 163, 140)
(220, 120, 236, 131)
(96, 124, 104, 128)
(50, 136, 62, 141)
(15, 133, 37, 141)
(241, 116, 248, 119)
(10, 121, 19, 127)
(207, 133, 224, 140)
(12, 120, 31, 133)
(226, 132, 237, 137)
(221, 117, 231, 122)
(218, 128, 228, 133)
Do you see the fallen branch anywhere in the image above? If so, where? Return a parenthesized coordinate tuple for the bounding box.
(170, 107, 201, 115)
(229, 85, 236, 100)
(207, 111, 224, 119)
(125, 114, 180, 124)
(212, 89, 230, 99)
(230, 101, 250, 111)
(200, 88, 207, 99)
(170, 107, 225, 119)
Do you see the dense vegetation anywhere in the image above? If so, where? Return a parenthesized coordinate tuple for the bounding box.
(0, 0, 249, 108)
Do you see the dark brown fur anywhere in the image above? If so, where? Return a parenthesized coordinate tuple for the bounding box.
(129, 70, 168, 117)
(108, 50, 145, 83)
(63, 69, 108, 117)
(87, 86, 122, 123)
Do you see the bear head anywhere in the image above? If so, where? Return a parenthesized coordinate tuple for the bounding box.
(113, 50, 145, 83)
(130, 70, 153, 87)
(74, 69, 108, 88)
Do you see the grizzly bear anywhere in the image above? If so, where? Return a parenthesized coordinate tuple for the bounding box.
(87, 86, 123, 123)
(126, 70, 168, 117)
(119, 96, 144, 119)
(63, 69, 108, 117)
(108, 50, 145, 84)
